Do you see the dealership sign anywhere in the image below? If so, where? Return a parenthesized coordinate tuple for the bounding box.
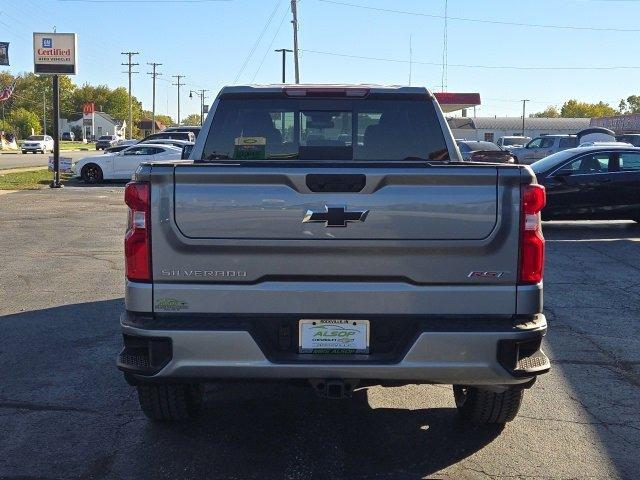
(0, 42, 9, 66)
(33, 33, 77, 75)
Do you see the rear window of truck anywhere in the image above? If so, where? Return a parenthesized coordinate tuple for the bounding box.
(200, 96, 449, 161)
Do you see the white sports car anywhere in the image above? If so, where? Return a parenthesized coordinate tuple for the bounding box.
(73, 143, 182, 183)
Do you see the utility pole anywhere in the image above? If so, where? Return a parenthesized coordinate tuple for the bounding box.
(121, 51, 139, 139)
(172, 74, 185, 125)
(190, 89, 209, 126)
(50, 75, 61, 188)
(147, 62, 162, 134)
(43, 91, 47, 136)
(521, 99, 529, 136)
(275, 49, 292, 83)
(290, 0, 300, 84)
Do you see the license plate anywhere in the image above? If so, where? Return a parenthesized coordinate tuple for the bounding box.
(298, 319, 369, 354)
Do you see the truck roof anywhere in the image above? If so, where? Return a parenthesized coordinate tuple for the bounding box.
(218, 84, 432, 96)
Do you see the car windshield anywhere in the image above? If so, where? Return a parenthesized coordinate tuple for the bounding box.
(201, 95, 449, 161)
(503, 138, 528, 146)
(530, 149, 577, 173)
(28, 136, 45, 141)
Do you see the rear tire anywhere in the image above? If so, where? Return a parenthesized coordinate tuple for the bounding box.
(453, 385, 523, 425)
(81, 164, 103, 184)
(136, 383, 204, 421)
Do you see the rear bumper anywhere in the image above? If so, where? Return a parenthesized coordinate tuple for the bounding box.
(118, 313, 549, 386)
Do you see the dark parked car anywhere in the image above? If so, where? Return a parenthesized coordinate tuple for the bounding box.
(61, 131, 75, 141)
(163, 125, 202, 138)
(96, 135, 118, 150)
(140, 131, 195, 143)
(531, 145, 640, 222)
(456, 140, 514, 163)
(616, 134, 640, 147)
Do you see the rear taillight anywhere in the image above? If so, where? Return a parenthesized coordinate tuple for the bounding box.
(519, 184, 546, 284)
(124, 181, 151, 282)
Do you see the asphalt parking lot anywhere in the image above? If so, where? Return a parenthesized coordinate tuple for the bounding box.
(1, 185, 639, 480)
(0, 150, 101, 171)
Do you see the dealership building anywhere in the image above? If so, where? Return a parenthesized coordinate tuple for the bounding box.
(448, 117, 591, 142)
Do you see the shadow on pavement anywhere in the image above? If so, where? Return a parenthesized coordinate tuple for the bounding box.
(131, 388, 502, 479)
(0, 300, 502, 479)
(542, 220, 640, 478)
(63, 177, 128, 188)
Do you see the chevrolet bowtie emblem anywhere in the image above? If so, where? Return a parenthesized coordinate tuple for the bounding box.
(302, 205, 369, 227)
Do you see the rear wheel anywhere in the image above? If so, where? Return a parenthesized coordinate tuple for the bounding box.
(81, 164, 103, 184)
(136, 383, 204, 421)
(453, 385, 523, 425)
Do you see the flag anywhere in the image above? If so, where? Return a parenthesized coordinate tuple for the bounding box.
(0, 42, 8, 66)
(0, 80, 17, 102)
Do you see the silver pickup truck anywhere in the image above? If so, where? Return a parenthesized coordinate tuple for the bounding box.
(118, 85, 549, 425)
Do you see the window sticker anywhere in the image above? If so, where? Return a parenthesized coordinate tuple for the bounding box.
(234, 136, 266, 159)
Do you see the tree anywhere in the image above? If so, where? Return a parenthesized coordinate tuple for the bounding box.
(0, 119, 12, 133)
(560, 99, 617, 118)
(619, 95, 640, 114)
(530, 106, 560, 118)
(155, 115, 174, 127)
(182, 114, 201, 126)
(9, 108, 41, 139)
(141, 111, 174, 128)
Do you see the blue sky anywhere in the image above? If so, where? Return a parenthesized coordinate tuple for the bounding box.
(2, 0, 640, 120)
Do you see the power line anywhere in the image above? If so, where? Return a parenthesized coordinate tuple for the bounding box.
(251, 6, 290, 82)
(318, 0, 640, 33)
(58, 0, 232, 3)
(300, 48, 640, 70)
(233, 0, 282, 84)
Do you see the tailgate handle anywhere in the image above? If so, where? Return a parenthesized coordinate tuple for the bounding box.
(306, 174, 366, 193)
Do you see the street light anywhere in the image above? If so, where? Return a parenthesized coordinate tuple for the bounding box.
(189, 89, 208, 126)
(275, 48, 293, 83)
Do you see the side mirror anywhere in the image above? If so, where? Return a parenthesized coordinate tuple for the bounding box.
(181, 144, 194, 160)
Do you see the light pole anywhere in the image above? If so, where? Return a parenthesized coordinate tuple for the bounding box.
(189, 89, 208, 126)
(275, 48, 292, 83)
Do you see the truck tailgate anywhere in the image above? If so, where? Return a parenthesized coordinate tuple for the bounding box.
(173, 166, 498, 240)
(149, 163, 522, 315)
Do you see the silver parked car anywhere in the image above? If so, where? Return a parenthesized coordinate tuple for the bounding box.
(508, 135, 579, 164)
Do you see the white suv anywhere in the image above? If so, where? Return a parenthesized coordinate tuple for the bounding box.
(22, 135, 54, 154)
